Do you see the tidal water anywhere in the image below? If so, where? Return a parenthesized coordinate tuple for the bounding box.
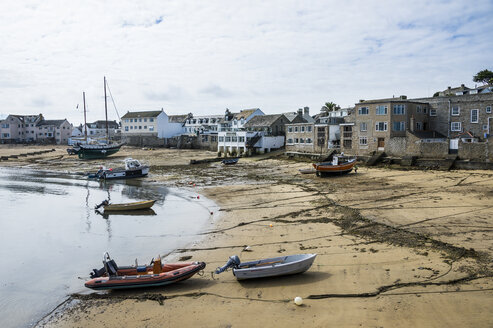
(0, 167, 216, 328)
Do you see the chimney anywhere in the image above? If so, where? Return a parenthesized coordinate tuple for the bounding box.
(461, 84, 465, 88)
(297, 108, 302, 115)
(447, 86, 451, 91)
(303, 107, 309, 116)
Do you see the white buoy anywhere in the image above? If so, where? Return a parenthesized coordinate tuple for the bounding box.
(294, 296, 303, 306)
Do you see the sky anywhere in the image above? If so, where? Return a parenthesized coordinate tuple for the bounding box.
(0, 0, 492, 125)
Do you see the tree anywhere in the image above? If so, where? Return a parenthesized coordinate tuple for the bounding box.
(320, 101, 341, 116)
(473, 69, 493, 85)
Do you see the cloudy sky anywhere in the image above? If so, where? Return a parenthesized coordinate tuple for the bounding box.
(1, 0, 492, 124)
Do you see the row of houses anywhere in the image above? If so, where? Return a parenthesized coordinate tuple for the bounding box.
(2, 83, 492, 161)
(0, 114, 73, 144)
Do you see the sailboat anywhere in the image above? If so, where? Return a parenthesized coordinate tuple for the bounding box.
(76, 77, 124, 159)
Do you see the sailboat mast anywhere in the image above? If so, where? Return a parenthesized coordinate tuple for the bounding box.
(104, 76, 109, 144)
(83, 91, 88, 142)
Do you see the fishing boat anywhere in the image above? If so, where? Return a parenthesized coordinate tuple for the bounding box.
(69, 77, 124, 159)
(89, 158, 149, 180)
(215, 253, 317, 280)
(85, 252, 206, 290)
(95, 200, 155, 212)
(222, 158, 239, 165)
(312, 155, 356, 176)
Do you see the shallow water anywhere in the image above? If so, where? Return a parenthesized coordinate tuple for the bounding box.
(0, 167, 216, 328)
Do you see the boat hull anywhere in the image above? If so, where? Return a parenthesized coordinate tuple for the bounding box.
(233, 254, 316, 280)
(312, 159, 356, 175)
(99, 166, 149, 179)
(78, 143, 123, 159)
(85, 262, 206, 290)
(103, 200, 155, 212)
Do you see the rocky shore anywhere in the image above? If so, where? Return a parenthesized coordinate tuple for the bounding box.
(1, 145, 492, 328)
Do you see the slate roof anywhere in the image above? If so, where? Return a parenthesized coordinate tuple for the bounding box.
(168, 115, 187, 123)
(36, 120, 67, 127)
(243, 114, 283, 128)
(88, 120, 119, 129)
(121, 110, 163, 119)
(233, 109, 258, 120)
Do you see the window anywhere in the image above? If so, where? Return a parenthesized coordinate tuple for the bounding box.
(1, 123, 8, 128)
(294, 127, 298, 132)
(416, 122, 422, 130)
(2, 133, 10, 138)
(288, 127, 293, 132)
(144, 118, 147, 122)
(300, 138, 304, 143)
(360, 122, 367, 132)
(375, 122, 388, 131)
(144, 126, 147, 129)
(125, 126, 129, 131)
(487, 106, 492, 114)
(306, 138, 312, 143)
(218, 136, 224, 142)
(139, 118, 142, 122)
(376, 105, 388, 115)
(451, 122, 461, 131)
(393, 104, 406, 115)
(301, 126, 305, 132)
(307, 126, 312, 132)
(150, 118, 154, 122)
(149, 126, 154, 132)
(239, 137, 245, 142)
(130, 119, 133, 122)
(358, 107, 369, 115)
(125, 119, 129, 123)
(294, 138, 299, 143)
(471, 109, 479, 123)
(225, 137, 231, 142)
(451, 106, 460, 116)
(392, 121, 405, 131)
(430, 108, 437, 116)
(483, 125, 488, 131)
(416, 105, 422, 113)
(287, 138, 293, 144)
(139, 126, 142, 129)
(359, 137, 368, 145)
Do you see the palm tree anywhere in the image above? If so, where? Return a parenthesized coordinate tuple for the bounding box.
(320, 102, 341, 116)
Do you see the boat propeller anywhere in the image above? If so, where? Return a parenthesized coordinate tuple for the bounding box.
(215, 255, 240, 274)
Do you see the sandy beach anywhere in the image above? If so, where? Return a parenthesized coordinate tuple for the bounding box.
(1, 145, 492, 327)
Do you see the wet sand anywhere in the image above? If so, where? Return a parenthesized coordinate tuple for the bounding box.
(1, 145, 492, 327)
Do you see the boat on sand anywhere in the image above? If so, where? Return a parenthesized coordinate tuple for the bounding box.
(312, 156, 356, 176)
(215, 253, 317, 280)
(85, 252, 206, 290)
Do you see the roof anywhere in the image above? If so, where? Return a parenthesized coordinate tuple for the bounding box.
(451, 130, 478, 139)
(88, 120, 119, 128)
(357, 96, 415, 105)
(168, 115, 187, 123)
(121, 110, 163, 119)
(243, 114, 283, 127)
(233, 108, 258, 120)
(36, 120, 67, 127)
(283, 112, 298, 122)
(409, 130, 446, 139)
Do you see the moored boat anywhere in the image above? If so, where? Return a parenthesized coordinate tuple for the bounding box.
(78, 142, 124, 159)
(85, 252, 206, 290)
(89, 158, 149, 180)
(96, 200, 155, 212)
(312, 156, 356, 176)
(215, 253, 317, 280)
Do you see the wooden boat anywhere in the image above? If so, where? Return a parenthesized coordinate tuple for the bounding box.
(222, 158, 239, 165)
(89, 158, 149, 180)
(96, 200, 155, 212)
(85, 252, 206, 290)
(312, 156, 356, 176)
(215, 253, 317, 280)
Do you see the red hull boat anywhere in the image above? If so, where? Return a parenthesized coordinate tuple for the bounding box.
(85, 253, 205, 290)
(312, 157, 356, 176)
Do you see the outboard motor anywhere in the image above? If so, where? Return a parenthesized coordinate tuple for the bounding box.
(215, 255, 240, 274)
(95, 200, 109, 209)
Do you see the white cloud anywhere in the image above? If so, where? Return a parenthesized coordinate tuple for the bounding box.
(0, 0, 492, 124)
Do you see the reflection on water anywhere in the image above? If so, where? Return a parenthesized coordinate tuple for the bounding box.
(0, 167, 216, 328)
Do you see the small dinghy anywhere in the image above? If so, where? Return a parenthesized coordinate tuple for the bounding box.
(85, 252, 206, 290)
(222, 158, 239, 165)
(312, 156, 356, 176)
(95, 200, 155, 212)
(215, 253, 316, 280)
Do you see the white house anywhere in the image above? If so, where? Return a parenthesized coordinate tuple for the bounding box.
(121, 109, 184, 139)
